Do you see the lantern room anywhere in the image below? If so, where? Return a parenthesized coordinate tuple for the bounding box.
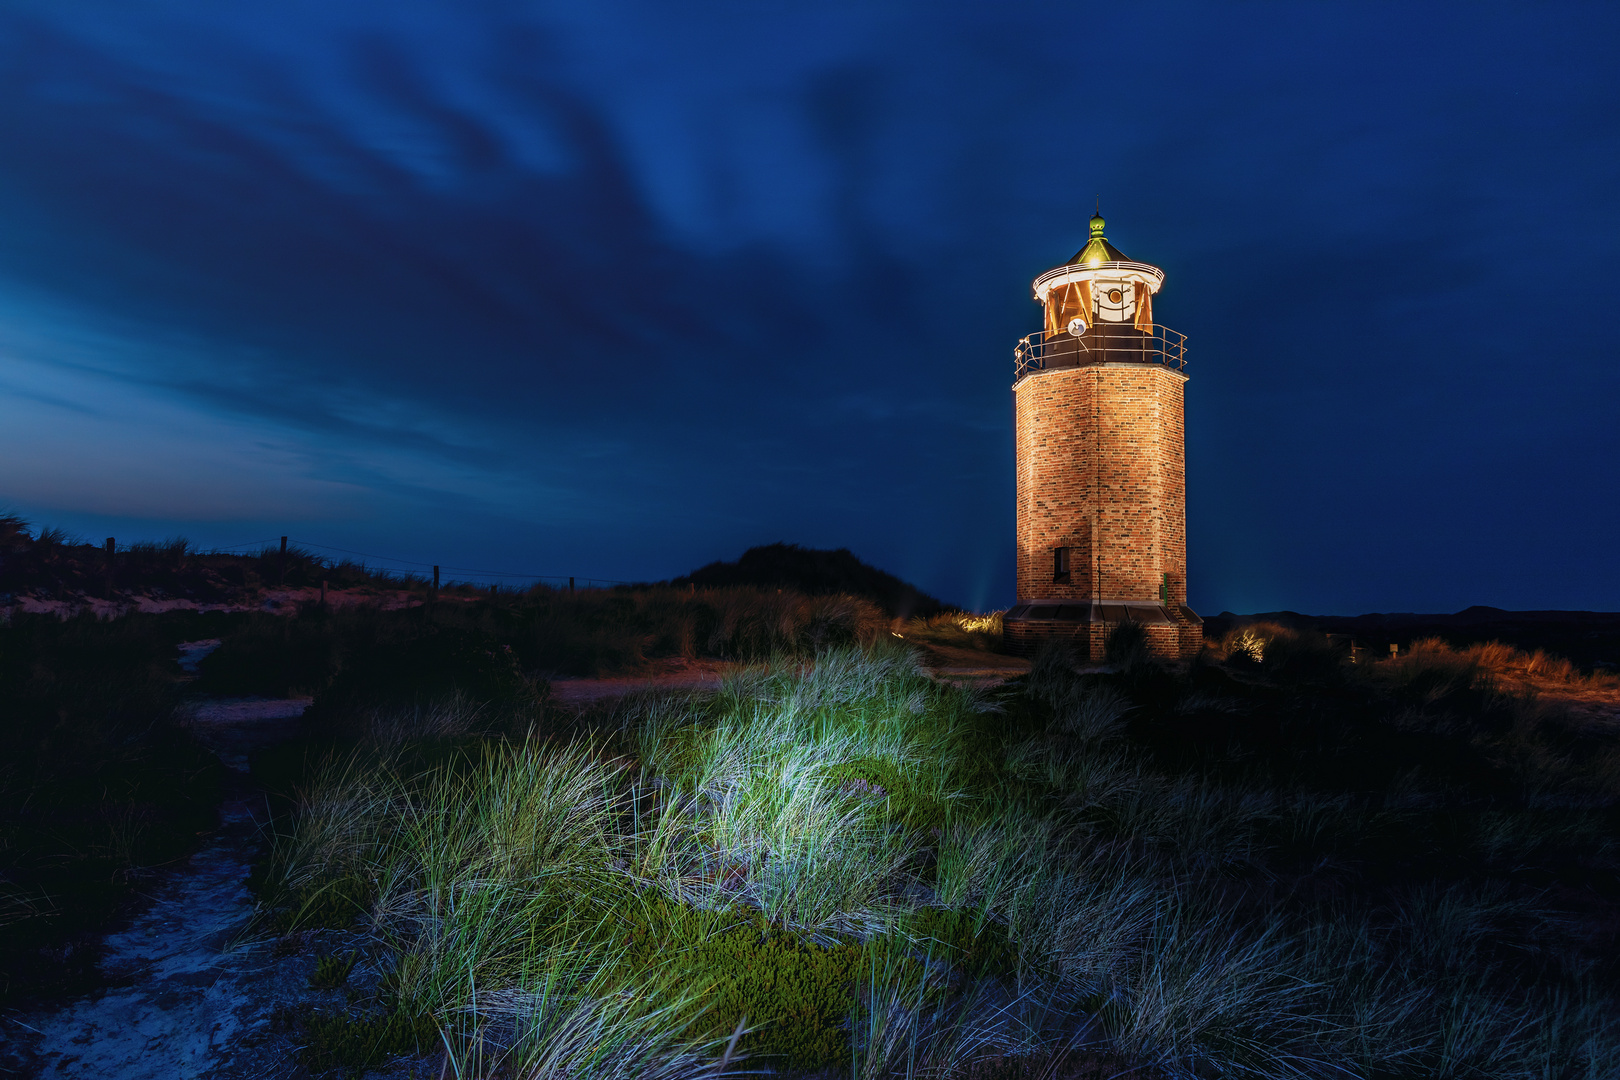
(1035, 211, 1164, 337)
(1014, 212, 1185, 380)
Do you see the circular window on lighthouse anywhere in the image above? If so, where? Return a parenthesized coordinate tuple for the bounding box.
(1094, 280, 1136, 323)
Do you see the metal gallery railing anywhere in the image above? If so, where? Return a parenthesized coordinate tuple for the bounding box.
(1014, 324, 1188, 381)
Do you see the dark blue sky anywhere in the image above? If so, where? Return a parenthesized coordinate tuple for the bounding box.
(0, 2, 1616, 613)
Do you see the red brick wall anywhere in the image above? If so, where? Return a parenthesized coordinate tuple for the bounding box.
(1013, 363, 1189, 608)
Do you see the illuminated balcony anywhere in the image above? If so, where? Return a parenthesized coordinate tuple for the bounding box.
(1013, 323, 1187, 382)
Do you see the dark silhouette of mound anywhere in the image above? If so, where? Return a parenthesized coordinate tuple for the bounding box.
(671, 543, 949, 619)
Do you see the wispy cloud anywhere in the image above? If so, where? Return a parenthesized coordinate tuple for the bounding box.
(0, 2, 1614, 609)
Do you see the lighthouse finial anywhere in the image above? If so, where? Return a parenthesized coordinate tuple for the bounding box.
(1089, 198, 1106, 240)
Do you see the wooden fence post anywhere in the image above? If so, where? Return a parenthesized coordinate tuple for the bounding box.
(104, 537, 115, 598)
(569, 576, 575, 595)
(279, 536, 288, 585)
(321, 579, 328, 608)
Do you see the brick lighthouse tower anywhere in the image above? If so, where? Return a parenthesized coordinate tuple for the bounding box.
(1002, 210, 1202, 660)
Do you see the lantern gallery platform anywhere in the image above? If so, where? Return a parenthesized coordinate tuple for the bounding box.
(1013, 323, 1187, 381)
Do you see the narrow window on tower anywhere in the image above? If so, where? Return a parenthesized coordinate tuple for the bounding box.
(1053, 546, 1071, 583)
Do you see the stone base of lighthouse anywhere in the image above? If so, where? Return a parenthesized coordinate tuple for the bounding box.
(1002, 601, 1203, 661)
(1008, 361, 1200, 663)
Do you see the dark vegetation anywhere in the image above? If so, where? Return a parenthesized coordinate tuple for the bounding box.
(672, 542, 949, 618)
(0, 518, 951, 629)
(895, 609, 1007, 653)
(6, 515, 1619, 1077)
(192, 586, 891, 698)
(0, 612, 223, 1004)
(250, 620, 1620, 1079)
(1205, 606, 1620, 673)
(0, 559, 896, 1009)
(0, 513, 415, 602)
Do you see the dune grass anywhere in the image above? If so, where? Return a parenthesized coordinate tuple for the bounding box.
(252, 628, 1620, 1079)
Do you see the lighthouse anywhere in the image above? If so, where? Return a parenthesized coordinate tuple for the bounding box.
(1001, 211, 1202, 660)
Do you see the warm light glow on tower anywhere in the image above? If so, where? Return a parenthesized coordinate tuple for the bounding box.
(1003, 210, 1202, 660)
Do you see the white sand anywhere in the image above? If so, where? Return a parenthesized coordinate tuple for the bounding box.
(21, 695, 309, 1079)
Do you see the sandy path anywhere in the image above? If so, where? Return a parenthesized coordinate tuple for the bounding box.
(19, 688, 309, 1080)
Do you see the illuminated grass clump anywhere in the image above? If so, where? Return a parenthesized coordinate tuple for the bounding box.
(256, 639, 1620, 1080)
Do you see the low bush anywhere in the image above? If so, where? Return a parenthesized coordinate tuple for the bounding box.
(301, 1006, 437, 1073)
(194, 612, 341, 696)
(0, 513, 408, 602)
(306, 626, 542, 730)
(897, 610, 1006, 652)
(513, 585, 889, 675)
(1103, 620, 1152, 672)
(623, 901, 865, 1067)
(0, 611, 223, 1004)
(309, 951, 359, 990)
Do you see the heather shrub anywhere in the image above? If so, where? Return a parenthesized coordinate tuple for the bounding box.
(622, 900, 865, 1067)
(302, 626, 545, 740)
(1104, 619, 1152, 671)
(194, 612, 341, 695)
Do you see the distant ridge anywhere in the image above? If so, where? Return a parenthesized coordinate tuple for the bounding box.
(1203, 608, 1620, 669)
(670, 543, 949, 619)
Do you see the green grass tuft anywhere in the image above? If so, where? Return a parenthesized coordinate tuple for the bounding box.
(240, 633, 1620, 1079)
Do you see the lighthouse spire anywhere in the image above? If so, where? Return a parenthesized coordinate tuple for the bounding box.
(1071, 204, 1127, 266)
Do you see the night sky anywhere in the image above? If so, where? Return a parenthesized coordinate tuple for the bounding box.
(0, 2, 1615, 614)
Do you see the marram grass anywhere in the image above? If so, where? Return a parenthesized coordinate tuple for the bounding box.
(259, 642, 1620, 1080)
